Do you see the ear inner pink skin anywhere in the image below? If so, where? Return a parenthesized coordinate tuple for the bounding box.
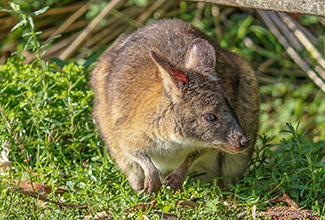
(170, 68, 188, 84)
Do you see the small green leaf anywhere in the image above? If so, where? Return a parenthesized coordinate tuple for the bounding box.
(40, 34, 61, 49)
(29, 6, 49, 17)
(0, 7, 12, 12)
(23, 36, 34, 50)
(11, 19, 27, 31)
(50, 58, 69, 67)
(286, 122, 294, 132)
(279, 130, 291, 133)
(24, 45, 34, 52)
(28, 16, 34, 30)
(79, 133, 95, 142)
(301, 124, 310, 138)
(10, 2, 21, 11)
(11, 50, 24, 56)
(22, 32, 33, 37)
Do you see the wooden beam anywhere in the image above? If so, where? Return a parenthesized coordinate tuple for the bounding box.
(191, 0, 325, 17)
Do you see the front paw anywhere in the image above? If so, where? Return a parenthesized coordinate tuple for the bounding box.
(144, 174, 161, 195)
(164, 170, 186, 192)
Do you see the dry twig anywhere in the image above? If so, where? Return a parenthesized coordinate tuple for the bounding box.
(260, 193, 320, 220)
(6, 184, 87, 208)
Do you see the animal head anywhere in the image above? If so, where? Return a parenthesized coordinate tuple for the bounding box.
(151, 38, 249, 154)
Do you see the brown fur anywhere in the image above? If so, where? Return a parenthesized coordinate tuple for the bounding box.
(91, 19, 259, 194)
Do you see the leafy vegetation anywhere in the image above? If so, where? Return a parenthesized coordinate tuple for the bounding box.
(0, 1, 324, 219)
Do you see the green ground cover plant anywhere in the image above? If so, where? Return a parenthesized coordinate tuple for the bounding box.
(0, 2, 324, 219)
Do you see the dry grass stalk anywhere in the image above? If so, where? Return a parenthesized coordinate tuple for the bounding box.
(258, 10, 325, 93)
(45, 0, 97, 42)
(59, 0, 125, 60)
(277, 12, 325, 80)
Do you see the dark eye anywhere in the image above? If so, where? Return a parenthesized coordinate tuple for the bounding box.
(202, 113, 218, 122)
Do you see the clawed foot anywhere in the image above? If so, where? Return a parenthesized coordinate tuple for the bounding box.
(164, 170, 186, 193)
(143, 172, 185, 194)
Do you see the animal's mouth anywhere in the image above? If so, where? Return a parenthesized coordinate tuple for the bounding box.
(212, 132, 250, 154)
(215, 143, 246, 154)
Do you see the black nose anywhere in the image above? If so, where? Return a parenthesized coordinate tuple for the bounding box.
(239, 135, 250, 149)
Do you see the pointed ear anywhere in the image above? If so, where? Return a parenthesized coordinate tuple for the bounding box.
(150, 51, 188, 101)
(185, 38, 216, 72)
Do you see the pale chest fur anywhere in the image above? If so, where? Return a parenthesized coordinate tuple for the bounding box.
(148, 140, 221, 181)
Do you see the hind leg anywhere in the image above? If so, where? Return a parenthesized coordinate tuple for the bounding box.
(124, 162, 146, 192)
(115, 150, 161, 194)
